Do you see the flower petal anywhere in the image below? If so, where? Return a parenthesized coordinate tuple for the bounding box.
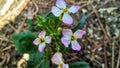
(38, 43, 46, 52)
(74, 30, 86, 39)
(33, 38, 39, 45)
(38, 30, 46, 38)
(62, 13, 73, 24)
(62, 64, 69, 68)
(56, 0, 66, 8)
(62, 29, 72, 37)
(61, 37, 70, 47)
(45, 36, 52, 43)
(68, 6, 80, 13)
(51, 52, 63, 64)
(71, 40, 81, 51)
(51, 6, 62, 17)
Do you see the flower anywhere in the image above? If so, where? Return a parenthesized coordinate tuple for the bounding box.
(61, 29, 86, 51)
(51, 0, 80, 25)
(33, 30, 51, 52)
(51, 52, 69, 68)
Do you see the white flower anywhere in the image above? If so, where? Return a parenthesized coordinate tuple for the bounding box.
(61, 29, 86, 51)
(51, 0, 80, 25)
(33, 30, 51, 52)
(51, 52, 69, 68)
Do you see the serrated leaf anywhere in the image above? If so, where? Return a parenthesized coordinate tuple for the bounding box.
(12, 31, 37, 54)
(73, 14, 87, 32)
(69, 61, 90, 68)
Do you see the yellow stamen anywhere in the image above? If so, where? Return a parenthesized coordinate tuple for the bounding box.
(39, 37, 44, 43)
(71, 35, 76, 41)
(62, 8, 68, 12)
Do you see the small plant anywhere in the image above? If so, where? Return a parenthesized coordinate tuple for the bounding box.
(12, 0, 89, 68)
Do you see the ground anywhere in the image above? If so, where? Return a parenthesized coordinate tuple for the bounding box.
(0, 0, 120, 68)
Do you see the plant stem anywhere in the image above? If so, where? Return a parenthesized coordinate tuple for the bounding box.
(112, 43, 115, 68)
(45, 44, 50, 60)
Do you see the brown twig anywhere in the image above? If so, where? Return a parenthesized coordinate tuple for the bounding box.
(32, 0, 39, 16)
(16, 18, 26, 33)
(80, 0, 93, 8)
(8, 23, 17, 32)
(92, 43, 102, 52)
(37, 0, 54, 9)
(87, 11, 94, 18)
(116, 46, 120, 68)
(87, 56, 102, 67)
(90, 3, 108, 68)
(2, 44, 14, 51)
(0, 35, 9, 42)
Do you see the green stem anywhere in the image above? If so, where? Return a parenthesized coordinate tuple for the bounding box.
(35, 60, 44, 68)
(55, 42, 59, 51)
(45, 44, 50, 60)
(46, 26, 53, 34)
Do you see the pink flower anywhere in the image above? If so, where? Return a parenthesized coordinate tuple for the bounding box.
(51, 0, 80, 25)
(61, 29, 86, 51)
(51, 52, 69, 68)
(33, 30, 51, 52)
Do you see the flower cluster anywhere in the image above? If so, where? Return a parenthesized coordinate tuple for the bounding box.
(32, 0, 86, 68)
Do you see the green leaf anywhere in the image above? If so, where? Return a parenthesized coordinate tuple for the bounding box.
(12, 31, 37, 54)
(36, 13, 61, 34)
(26, 19, 33, 30)
(36, 15, 46, 23)
(27, 51, 45, 68)
(69, 61, 90, 68)
(27, 51, 50, 68)
(27, 19, 33, 26)
(73, 14, 87, 32)
(41, 60, 50, 68)
(36, 15, 46, 29)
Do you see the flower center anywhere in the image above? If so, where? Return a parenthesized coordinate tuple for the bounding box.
(39, 37, 44, 43)
(71, 35, 76, 41)
(62, 8, 68, 12)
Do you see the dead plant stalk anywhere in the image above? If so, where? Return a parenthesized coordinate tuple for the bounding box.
(90, 3, 108, 68)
